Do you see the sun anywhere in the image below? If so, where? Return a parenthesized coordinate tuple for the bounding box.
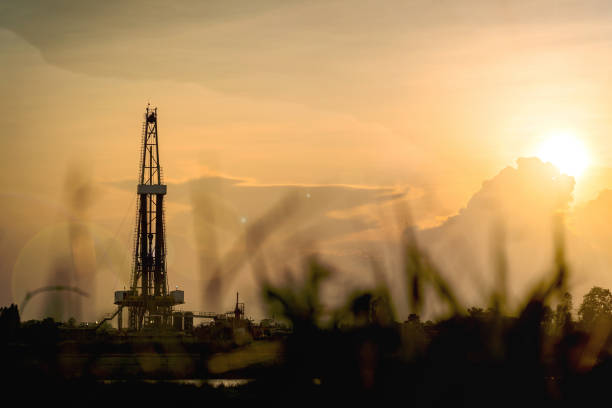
(535, 130, 590, 179)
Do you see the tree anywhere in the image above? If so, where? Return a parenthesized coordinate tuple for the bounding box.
(578, 287, 612, 327)
(406, 313, 420, 324)
(467, 306, 496, 320)
(541, 305, 554, 329)
(467, 307, 485, 319)
(555, 292, 573, 330)
(0, 304, 20, 341)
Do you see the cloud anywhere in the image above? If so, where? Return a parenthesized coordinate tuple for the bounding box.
(417, 157, 575, 306)
(4, 0, 612, 113)
(106, 159, 612, 317)
(565, 190, 612, 293)
(110, 174, 404, 245)
(7, 156, 612, 320)
(571, 189, 612, 249)
(425, 157, 574, 234)
(4, 1, 611, 73)
(106, 174, 408, 308)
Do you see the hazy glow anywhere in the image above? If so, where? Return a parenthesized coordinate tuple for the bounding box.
(536, 131, 590, 179)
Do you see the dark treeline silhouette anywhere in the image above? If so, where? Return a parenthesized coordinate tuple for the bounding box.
(4, 272, 612, 406)
(5, 215, 612, 407)
(0, 304, 19, 342)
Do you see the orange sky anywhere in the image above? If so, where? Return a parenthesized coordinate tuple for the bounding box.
(4, 1, 612, 322)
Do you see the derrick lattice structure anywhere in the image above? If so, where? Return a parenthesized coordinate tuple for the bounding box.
(114, 106, 183, 331)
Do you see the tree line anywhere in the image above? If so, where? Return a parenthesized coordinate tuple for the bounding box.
(455, 286, 612, 331)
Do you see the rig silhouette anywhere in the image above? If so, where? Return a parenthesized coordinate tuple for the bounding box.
(106, 106, 248, 332)
(113, 106, 184, 331)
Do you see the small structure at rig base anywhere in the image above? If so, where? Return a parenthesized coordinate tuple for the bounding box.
(189, 293, 255, 343)
(172, 311, 183, 330)
(184, 312, 194, 331)
(113, 106, 185, 331)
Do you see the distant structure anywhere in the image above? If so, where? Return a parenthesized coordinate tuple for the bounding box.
(234, 292, 245, 322)
(178, 293, 246, 327)
(113, 106, 184, 330)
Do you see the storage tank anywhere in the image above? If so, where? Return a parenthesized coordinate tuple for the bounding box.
(173, 312, 183, 331)
(114, 291, 128, 304)
(170, 290, 184, 304)
(184, 312, 194, 331)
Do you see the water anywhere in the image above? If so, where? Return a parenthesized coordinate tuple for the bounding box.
(101, 379, 253, 388)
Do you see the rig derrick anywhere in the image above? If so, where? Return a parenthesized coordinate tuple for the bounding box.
(114, 106, 184, 331)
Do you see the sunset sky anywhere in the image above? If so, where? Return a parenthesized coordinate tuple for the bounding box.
(4, 1, 612, 322)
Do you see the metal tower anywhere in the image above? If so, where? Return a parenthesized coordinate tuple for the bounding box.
(114, 105, 184, 331)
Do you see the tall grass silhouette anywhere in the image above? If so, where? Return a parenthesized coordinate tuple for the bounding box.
(5, 193, 612, 407)
(191, 195, 612, 406)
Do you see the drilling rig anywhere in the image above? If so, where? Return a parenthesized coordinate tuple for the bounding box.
(114, 106, 184, 331)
